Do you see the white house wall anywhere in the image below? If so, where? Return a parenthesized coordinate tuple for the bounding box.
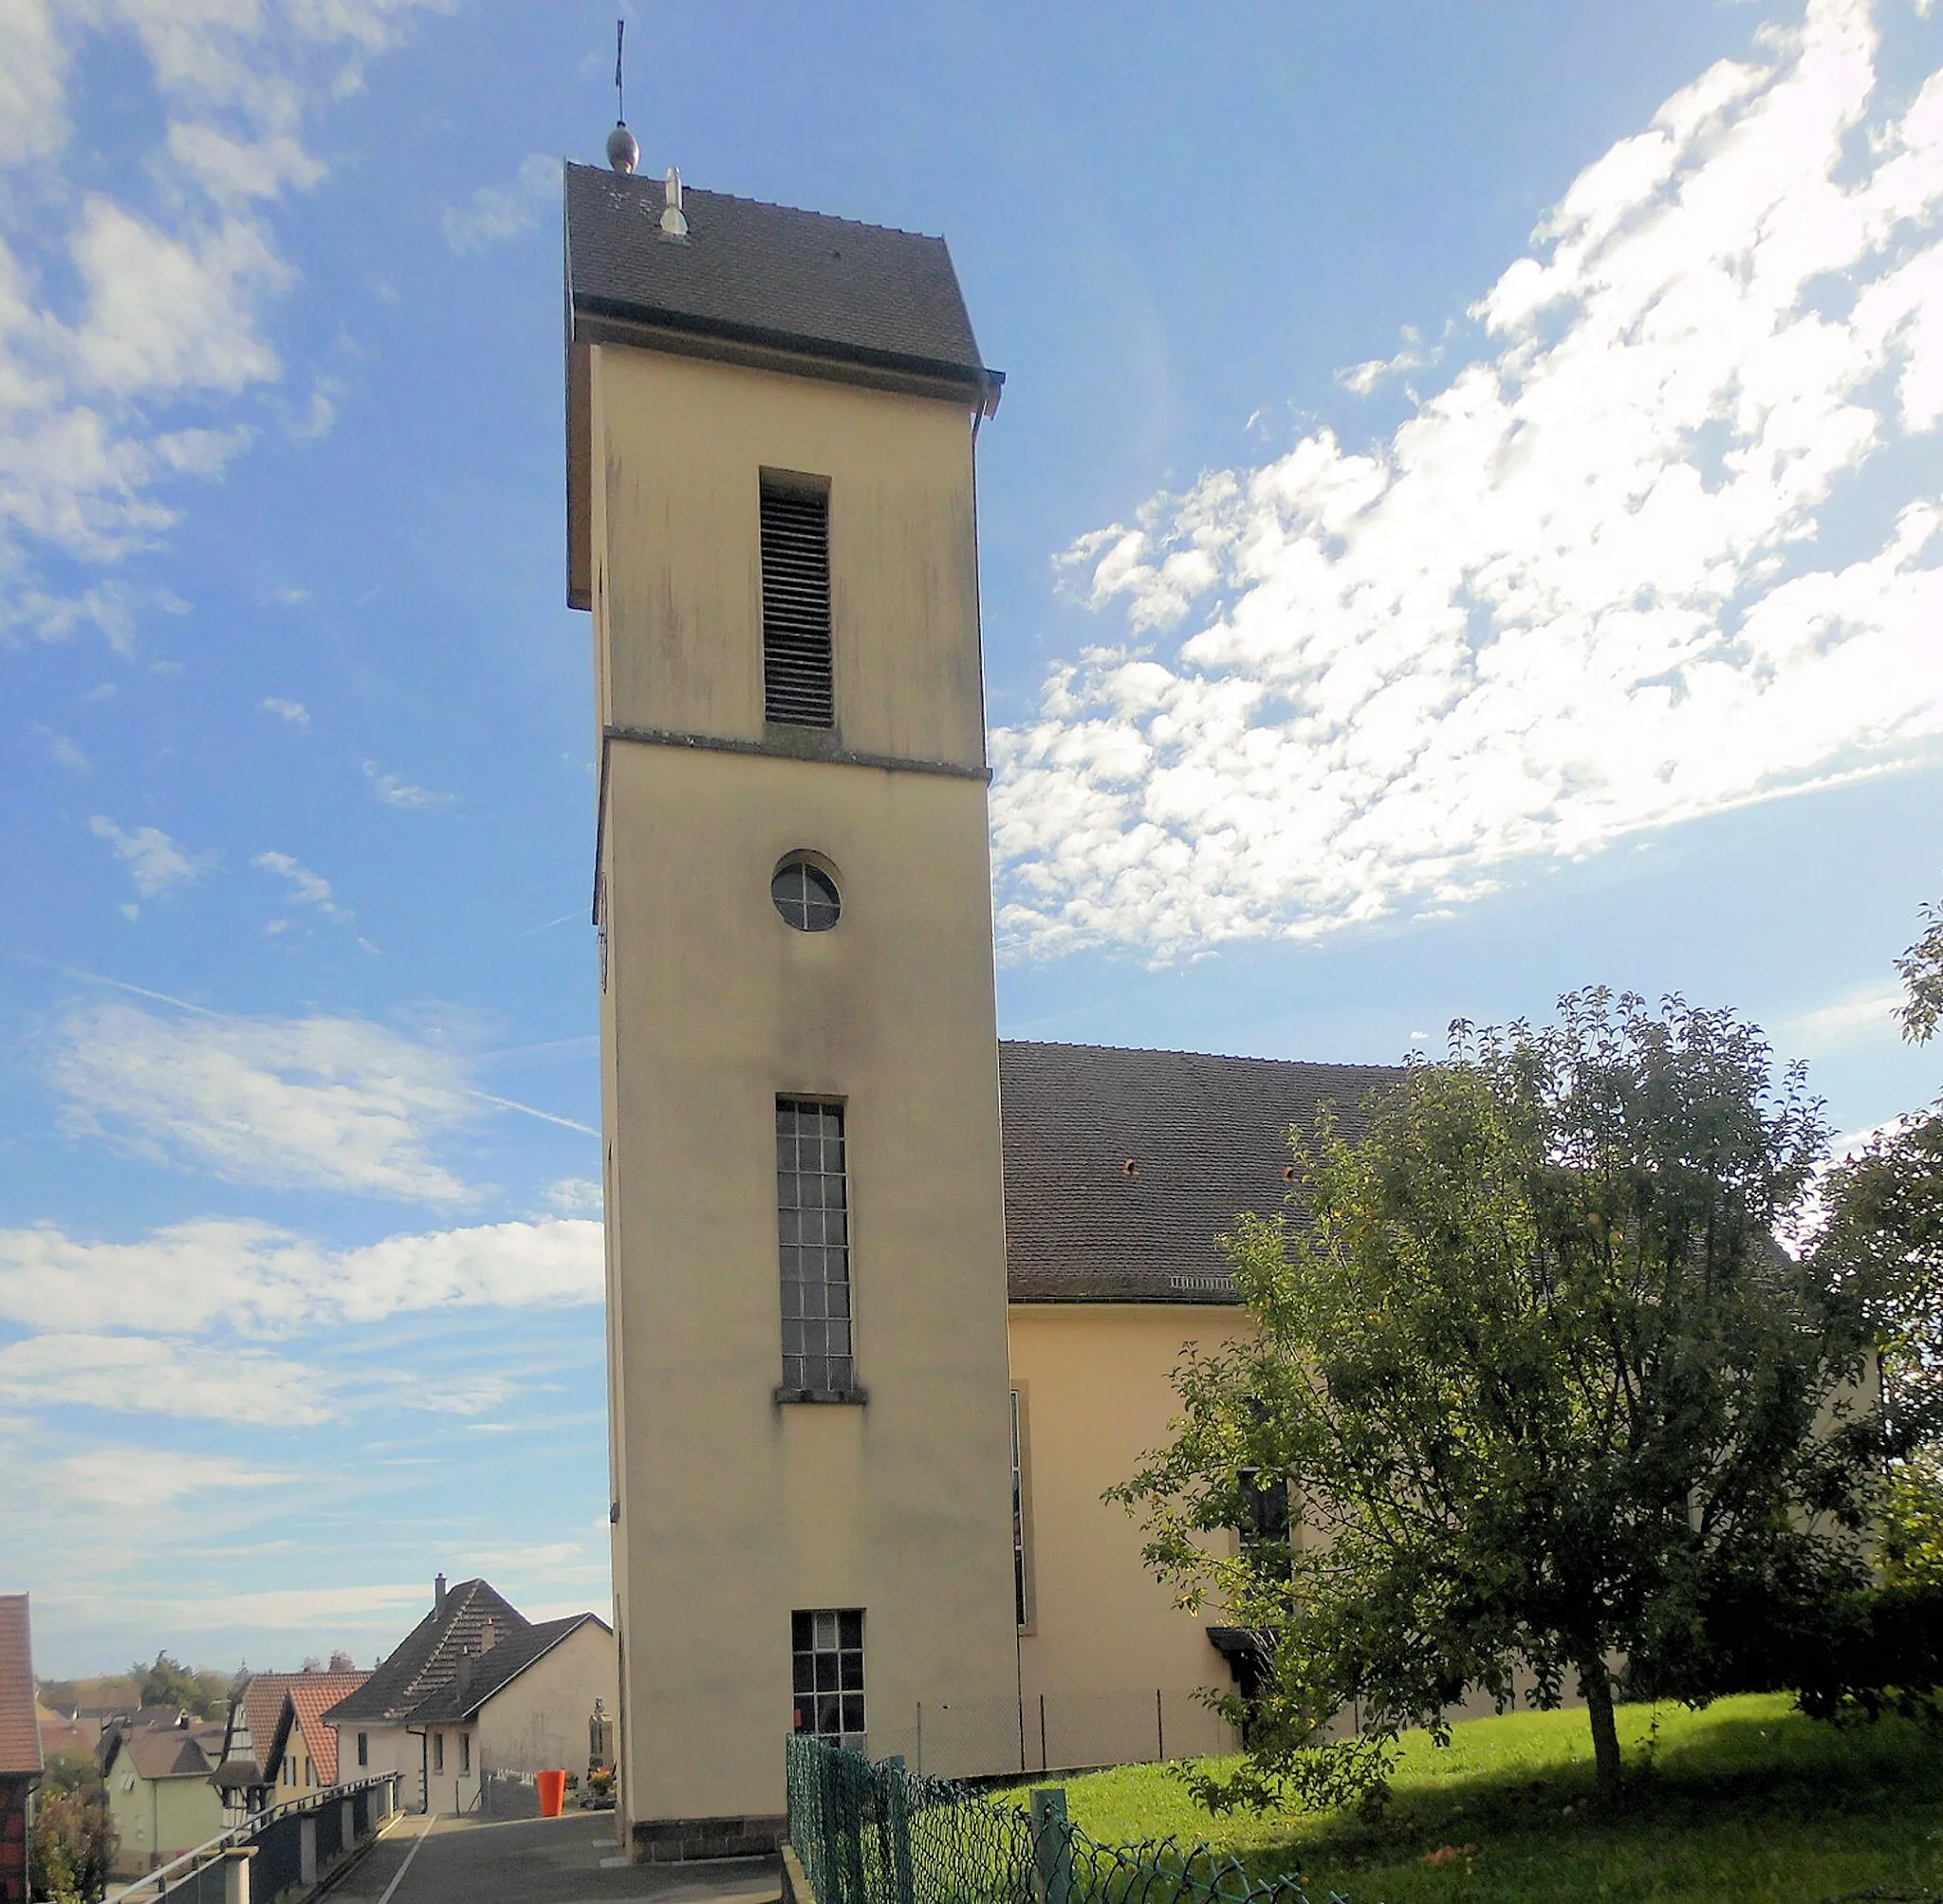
(477, 1624, 618, 1779)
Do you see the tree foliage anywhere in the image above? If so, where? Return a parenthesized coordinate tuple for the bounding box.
(1114, 990, 1892, 1810)
(39, 1747, 105, 1798)
(28, 1787, 115, 1903)
(132, 1651, 231, 1719)
(1818, 897, 1943, 1460)
(1896, 898, 1943, 1047)
(1816, 893, 1943, 1647)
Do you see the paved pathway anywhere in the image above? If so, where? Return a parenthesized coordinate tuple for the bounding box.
(325, 1812, 782, 1904)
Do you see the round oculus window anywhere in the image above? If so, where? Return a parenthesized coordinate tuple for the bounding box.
(772, 858, 841, 932)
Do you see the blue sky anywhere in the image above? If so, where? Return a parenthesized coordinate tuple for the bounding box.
(2, 0, 1939, 1676)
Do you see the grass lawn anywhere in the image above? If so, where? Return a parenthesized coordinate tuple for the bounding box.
(998, 1694, 1943, 1903)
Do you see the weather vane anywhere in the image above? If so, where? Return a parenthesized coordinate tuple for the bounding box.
(607, 17, 639, 175)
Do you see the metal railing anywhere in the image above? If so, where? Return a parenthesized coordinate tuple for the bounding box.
(785, 1735, 1344, 1904)
(479, 1768, 541, 1820)
(109, 1774, 398, 1904)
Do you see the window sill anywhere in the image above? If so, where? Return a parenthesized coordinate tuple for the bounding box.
(774, 1385, 869, 1406)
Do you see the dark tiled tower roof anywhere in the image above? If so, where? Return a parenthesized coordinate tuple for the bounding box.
(998, 1041, 1400, 1303)
(564, 162, 997, 397)
(563, 161, 1001, 610)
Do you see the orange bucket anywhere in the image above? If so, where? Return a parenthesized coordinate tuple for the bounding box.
(537, 1769, 567, 1818)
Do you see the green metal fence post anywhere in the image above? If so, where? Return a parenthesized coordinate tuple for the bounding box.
(1029, 1788, 1071, 1904)
(839, 1748, 868, 1904)
(880, 1757, 915, 1904)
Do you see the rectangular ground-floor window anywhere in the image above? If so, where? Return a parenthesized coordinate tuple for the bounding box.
(791, 1609, 865, 1749)
(433, 1732, 444, 1773)
(459, 1732, 470, 1774)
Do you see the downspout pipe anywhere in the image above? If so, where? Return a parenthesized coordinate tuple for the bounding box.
(407, 1728, 428, 1815)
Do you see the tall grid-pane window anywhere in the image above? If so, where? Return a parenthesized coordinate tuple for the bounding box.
(778, 1100, 851, 1394)
(761, 478, 833, 727)
(1238, 1470, 1293, 1580)
(791, 1609, 865, 1747)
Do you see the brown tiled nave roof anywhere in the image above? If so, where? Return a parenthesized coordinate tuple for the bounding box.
(999, 1041, 1398, 1304)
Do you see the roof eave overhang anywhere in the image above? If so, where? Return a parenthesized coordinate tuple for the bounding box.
(1005, 1288, 1246, 1308)
(563, 294, 1002, 615)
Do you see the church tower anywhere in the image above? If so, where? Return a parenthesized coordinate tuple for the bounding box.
(564, 160, 1018, 1858)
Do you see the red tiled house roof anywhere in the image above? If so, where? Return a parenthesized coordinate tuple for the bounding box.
(266, 1674, 368, 1787)
(0, 1598, 41, 1778)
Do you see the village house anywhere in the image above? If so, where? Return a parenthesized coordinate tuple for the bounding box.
(324, 1577, 615, 1816)
(213, 1664, 371, 1818)
(101, 1715, 225, 1876)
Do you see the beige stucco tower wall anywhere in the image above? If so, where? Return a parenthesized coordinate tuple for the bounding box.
(568, 169, 1018, 1858)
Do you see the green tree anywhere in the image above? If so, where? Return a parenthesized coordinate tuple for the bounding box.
(1821, 894, 1943, 1582)
(38, 1747, 105, 1798)
(1114, 991, 1888, 1809)
(132, 1651, 228, 1719)
(28, 1786, 115, 1903)
(1896, 898, 1943, 1046)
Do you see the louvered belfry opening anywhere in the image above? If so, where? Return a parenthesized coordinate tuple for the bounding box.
(761, 476, 834, 727)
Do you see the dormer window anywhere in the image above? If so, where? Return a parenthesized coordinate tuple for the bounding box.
(760, 474, 833, 727)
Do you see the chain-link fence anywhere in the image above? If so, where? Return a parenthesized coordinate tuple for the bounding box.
(867, 1691, 1241, 1782)
(785, 1733, 1344, 1904)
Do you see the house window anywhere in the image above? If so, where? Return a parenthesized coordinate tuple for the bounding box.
(433, 1733, 444, 1774)
(777, 1100, 851, 1395)
(1011, 1390, 1029, 1628)
(791, 1610, 864, 1749)
(760, 476, 833, 727)
(459, 1733, 470, 1775)
(357, 1732, 368, 1768)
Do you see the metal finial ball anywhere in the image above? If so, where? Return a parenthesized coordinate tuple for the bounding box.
(606, 122, 639, 175)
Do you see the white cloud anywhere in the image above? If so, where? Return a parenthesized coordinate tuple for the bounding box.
(158, 1581, 428, 1631)
(0, 1333, 331, 1425)
(408, 1373, 521, 1415)
(444, 153, 559, 254)
(994, 0, 1943, 961)
(69, 197, 287, 397)
(165, 121, 326, 204)
(44, 1443, 290, 1515)
(540, 1176, 602, 1216)
(46, 998, 484, 1202)
(1336, 323, 1444, 397)
(252, 848, 349, 920)
(89, 814, 207, 897)
(1780, 981, 1908, 1053)
(1, 580, 189, 656)
(35, 725, 88, 771)
(260, 695, 309, 723)
(0, 0, 68, 166)
(361, 760, 455, 808)
(0, 1214, 604, 1337)
(0, 0, 445, 636)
